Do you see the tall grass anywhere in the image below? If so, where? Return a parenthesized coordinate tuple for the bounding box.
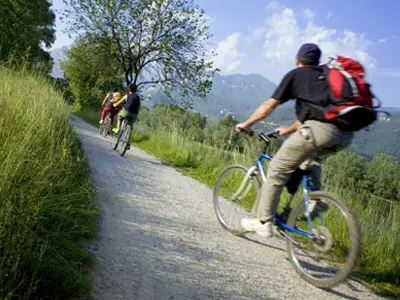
(0, 69, 98, 299)
(78, 108, 400, 297)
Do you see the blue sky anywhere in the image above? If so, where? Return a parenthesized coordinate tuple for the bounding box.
(50, 0, 400, 107)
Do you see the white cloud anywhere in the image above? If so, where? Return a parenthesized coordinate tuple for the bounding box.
(379, 38, 388, 43)
(266, 0, 280, 11)
(214, 33, 245, 74)
(326, 12, 332, 20)
(380, 69, 400, 79)
(257, 4, 375, 81)
(303, 8, 315, 21)
(245, 27, 266, 43)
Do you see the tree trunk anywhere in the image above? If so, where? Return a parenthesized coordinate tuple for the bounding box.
(125, 71, 133, 86)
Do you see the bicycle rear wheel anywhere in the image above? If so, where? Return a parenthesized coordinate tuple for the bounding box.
(100, 113, 112, 137)
(99, 116, 106, 136)
(213, 165, 260, 235)
(286, 191, 361, 288)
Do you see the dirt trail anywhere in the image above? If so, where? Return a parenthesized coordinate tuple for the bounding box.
(72, 116, 385, 300)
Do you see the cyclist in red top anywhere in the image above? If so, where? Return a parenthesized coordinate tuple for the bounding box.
(100, 88, 121, 125)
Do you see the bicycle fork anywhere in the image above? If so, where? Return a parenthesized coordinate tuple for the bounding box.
(231, 165, 258, 201)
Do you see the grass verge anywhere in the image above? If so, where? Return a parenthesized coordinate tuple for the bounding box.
(0, 69, 98, 299)
(77, 108, 400, 298)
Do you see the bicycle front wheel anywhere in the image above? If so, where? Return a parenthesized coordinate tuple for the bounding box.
(111, 127, 119, 150)
(286, 191, 361, 288)
(118, 124, 131, 157)
(213, 165, 260, 236)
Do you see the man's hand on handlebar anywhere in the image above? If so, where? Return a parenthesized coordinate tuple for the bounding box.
(235, 123, 250, 134)
(274, 126, 291, 136)
(234, 125, 287, 145)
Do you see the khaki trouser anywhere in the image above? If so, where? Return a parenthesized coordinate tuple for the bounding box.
(118, 107, 138, 125)
(257, 120, 353, 221)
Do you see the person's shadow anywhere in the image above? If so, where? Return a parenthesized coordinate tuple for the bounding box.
(240, 234, 377, 300)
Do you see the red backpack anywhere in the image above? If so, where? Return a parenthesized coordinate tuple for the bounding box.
(321, 56, 379, 131)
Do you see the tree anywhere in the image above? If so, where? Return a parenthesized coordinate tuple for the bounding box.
(324, 150, 367, 190)
(61, 38, 124, 109)
(62, 0, 217, 105)
(365, 154, 400, 200)
(211, 115, 246, 151)
(49, 77, 75, 105)
(0, 0, 55, 73)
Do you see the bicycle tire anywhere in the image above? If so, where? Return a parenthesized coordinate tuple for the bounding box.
(99, 117, 105, 135)
(111, 127, 119, 150)
(100, 113, 112, 137)
(118, 123, 131, 157)
(213, 165, 260, 236)
(286, 191, 361, 288)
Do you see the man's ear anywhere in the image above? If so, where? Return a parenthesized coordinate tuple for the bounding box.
(296, 56, 301, 67)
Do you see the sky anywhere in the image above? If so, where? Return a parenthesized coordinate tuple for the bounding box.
(50, 0, 400, 107)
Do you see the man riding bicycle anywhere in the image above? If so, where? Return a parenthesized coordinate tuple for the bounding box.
(100, 88, 122, 125)
(236, 43, 353, 237)
(112, 83, 141, 149)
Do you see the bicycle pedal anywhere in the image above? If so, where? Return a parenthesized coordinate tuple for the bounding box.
(276, 228, 286, 237)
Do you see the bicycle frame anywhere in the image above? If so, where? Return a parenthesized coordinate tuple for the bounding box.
(120, 119, 128, 134)
(255, 153, 318, 240)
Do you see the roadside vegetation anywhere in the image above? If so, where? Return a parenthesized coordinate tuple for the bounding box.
(0, 68, 98, 299)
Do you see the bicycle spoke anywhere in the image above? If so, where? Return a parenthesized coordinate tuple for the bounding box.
(213, 165, 260, 235)
(286, 191, 360, 288)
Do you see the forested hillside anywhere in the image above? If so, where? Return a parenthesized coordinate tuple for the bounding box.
(141, 71, 400, 160)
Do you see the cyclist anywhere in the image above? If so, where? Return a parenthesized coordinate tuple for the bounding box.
(112, 83, 141, 149)
(100, 88, 121, 125)
(236, 43, 353, 237)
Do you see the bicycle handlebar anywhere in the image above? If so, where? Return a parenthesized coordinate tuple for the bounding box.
(236, 127, 280, 143)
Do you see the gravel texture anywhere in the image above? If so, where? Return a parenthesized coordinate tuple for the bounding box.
(71, 116, 386, 300)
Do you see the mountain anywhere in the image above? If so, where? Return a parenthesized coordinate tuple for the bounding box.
(193, 73, 277, 120)
(50, 47, 68, 78)
(147, 73, 400, 160)
(145, 72, 296, 125)
(350, 111, 400, 160)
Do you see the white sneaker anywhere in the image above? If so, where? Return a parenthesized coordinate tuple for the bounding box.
(240, 218, 274, 237)
(99, 120, 104, 124)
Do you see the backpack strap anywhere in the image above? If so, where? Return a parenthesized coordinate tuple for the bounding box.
(321, 64, 347, 105)
(370, 90, 382, 109)
(326, 56, 359, 97)
(340, 70, 359, 97)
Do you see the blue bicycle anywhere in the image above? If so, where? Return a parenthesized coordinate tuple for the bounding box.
(213, 129, 361, 288)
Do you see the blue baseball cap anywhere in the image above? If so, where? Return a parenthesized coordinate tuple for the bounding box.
(297, 43, 321, 63)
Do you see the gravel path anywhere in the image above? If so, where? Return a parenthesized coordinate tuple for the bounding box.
(71, 116, 386, 300)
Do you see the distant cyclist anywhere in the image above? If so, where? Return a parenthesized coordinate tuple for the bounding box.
(112, 83, 141, 149)
(100, 88, 121, 125)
